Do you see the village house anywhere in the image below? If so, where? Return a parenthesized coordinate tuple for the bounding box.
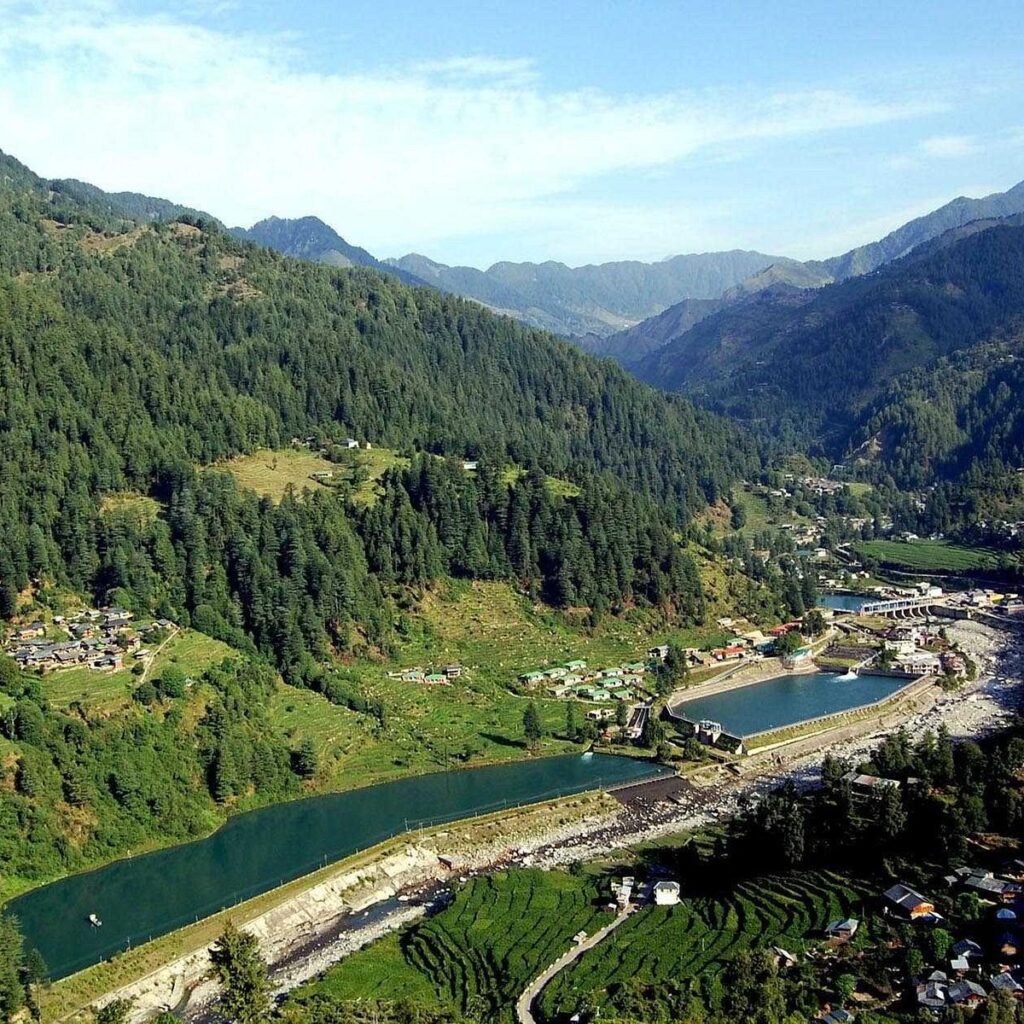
(824, 918, 859, 943)
(882, 883, 935, 920)
(842, 772, 901, 800)
(814, 1007, 855, 1024)
(989, 972, 1024, 996)
(647, 644, 669, 661)
(653, 880, 680, 906)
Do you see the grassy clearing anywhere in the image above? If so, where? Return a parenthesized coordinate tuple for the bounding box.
(499, 465, 581, 498)
(539, 871, 871, 1018)
(155, 628, 236, 677)
(98, 492, 161, 525)
(855, 538, 1000, 573)
(298, 869, 614, 1021)
(349, 447, 409, 505)
(845, 481, 873, 497)
(211, 449, 339, 502)
(699, 487, 814, 540)
(211, 446, 410, 506)
(264, 580, 724, 792)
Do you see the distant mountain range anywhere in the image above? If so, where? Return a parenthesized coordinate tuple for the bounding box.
(383, 250, 779, 337)
(590, 177, 1024, 363)
(633, 214, 1024, 490)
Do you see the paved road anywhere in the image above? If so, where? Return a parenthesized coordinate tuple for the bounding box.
(515, 908, 633, 1024)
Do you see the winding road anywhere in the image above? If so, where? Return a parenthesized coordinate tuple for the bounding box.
(515, 907, 634, 1024)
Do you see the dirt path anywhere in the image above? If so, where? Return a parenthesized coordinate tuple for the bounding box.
(515, 908, 633, 1024)
(140, 626, 179, 685)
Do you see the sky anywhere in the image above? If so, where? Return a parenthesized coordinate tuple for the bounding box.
(1, 0, 1022, 267)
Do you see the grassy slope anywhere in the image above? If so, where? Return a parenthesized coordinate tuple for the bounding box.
(298, 869, 613, 1021)
(300, 867, 871, 1022)
(855, 538, 1000, 573)
(43, 628, 235, 712)
(267, 579, 727, 792)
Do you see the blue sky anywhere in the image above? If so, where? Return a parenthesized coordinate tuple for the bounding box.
(1, 0, 1022, 266)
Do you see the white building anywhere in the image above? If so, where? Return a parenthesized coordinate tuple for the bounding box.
(653, 881, 681, 906)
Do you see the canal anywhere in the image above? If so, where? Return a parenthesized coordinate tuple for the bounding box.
(8, 753, 665, 980)
(670, 671, 907, 739)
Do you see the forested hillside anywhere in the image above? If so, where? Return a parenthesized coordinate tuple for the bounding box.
(634, 221, 1024, 472)
(0, 149, 756, 680)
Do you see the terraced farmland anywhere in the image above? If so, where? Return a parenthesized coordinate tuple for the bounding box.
(299, 869, 614, 1020)
(537, 870, 871, 1019)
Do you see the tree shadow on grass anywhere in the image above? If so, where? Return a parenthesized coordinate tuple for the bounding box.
(479, 731, 527, 749)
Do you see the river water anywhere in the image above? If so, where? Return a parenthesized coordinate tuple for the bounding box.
(671, 672, 906, 738)
(9, 753, 664, 980)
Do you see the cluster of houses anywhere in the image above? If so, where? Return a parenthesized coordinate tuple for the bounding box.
(290, 434, 369, 454)
(3, 608, 173, 673)
(879, 625, 967, 679)
(810, 872, 1024, 1019)
(388, 663, 463, 685)
(607, 875, 681, 911)
(518, 658, 649, 704)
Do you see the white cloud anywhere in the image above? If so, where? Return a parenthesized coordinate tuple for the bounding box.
(0, 1, 947, 263)
(920, 134, 979, 158)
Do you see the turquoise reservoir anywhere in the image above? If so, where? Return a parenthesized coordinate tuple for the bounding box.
(671, 672, 906, 738)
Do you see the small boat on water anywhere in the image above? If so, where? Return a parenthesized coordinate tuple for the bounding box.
(87, 913, 102, 927)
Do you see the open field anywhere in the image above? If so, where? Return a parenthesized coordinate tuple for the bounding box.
(211, 446, 414, 506)
(298, 868, 615, 1021)
(98, 492, 161, 525)
(854, 538, 1001, 573)
(500, 465, 581, 499)
(211, 448, 339, 501)
(292, 580, 732, 789)
(539, 870, 871, 1018)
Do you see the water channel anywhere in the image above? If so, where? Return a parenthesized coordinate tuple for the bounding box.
(9, 753, 665, 979)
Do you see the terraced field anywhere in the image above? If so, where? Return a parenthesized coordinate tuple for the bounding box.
(298, 869, 614, 1021)
(537, 870, 871, 1019)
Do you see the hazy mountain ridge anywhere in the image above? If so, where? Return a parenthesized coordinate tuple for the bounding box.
(230, 215, 426, 286)
(634, 220, 1024, 474)
(387, 249, 780, 337)
(597, 177, 1024, 368)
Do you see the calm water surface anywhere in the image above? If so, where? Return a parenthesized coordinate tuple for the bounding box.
(672, 672, 906, 738)
(819, 593, 873, 612)
(9, 753, 663, 979)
